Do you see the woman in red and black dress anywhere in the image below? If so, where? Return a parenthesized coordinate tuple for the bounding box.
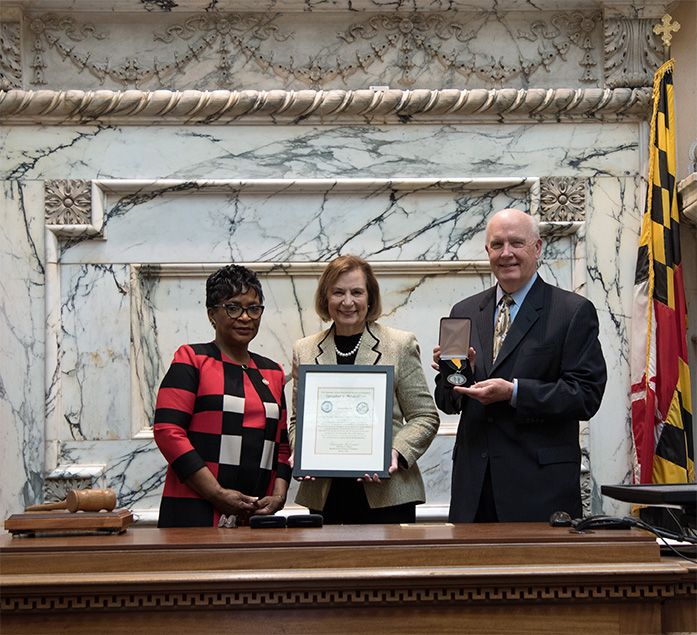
(154, 265, 291, 527)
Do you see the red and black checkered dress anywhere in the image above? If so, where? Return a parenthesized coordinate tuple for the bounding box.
(154, 342, 291, 527)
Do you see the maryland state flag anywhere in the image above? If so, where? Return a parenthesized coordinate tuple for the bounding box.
(630, 59, 694, 486)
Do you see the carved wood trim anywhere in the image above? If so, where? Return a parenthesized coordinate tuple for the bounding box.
(3, 577, 695, 612)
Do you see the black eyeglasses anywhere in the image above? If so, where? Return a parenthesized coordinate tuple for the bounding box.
(214, 303, 265, 320)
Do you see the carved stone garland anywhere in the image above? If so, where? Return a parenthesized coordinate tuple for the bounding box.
(17, 10, 609, 90)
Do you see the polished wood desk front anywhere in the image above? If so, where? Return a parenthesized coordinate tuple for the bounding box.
(1, 523, 695, 634)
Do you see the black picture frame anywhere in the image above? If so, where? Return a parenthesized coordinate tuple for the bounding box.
(293, 364, 394, 478)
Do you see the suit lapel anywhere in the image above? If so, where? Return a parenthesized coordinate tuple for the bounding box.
(354, 323, 382, 365)
(314, 327, 335, 365)
(491, 277, 545, 371)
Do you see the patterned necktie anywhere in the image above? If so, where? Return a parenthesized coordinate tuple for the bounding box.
(493, 294, 514, 362)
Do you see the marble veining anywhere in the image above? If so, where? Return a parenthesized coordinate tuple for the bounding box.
(2, 1, 686, 525)
(0, 124, 642, 182)
(0, 181, 46, 512)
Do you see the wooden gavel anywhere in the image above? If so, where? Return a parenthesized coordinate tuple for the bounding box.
(25, 488, 117, 513)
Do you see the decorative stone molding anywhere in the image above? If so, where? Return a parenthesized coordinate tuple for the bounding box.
(688, 139, 697, 175)
(27, 12, 290, 89)
(20, 10, 609, 91)
(516, 11, 602, 84)
(153, 13, 295, 88)
(678, 173, 697, 228)
(44, 477, 92, 502)
(539, 177, 586, 222)
(604, 17, 663, 88)
(44, 464, 107, 502)
(27, 14, 109, 87)
(0, 1, 678, 12)
(0, 20, 22, 90)
(45, 474, 107, 502)
(44, 179, 104, 238)
(2, 6, 668, 94)
(335, 11, 603, 88)
(0, 86, 652, 125)
(45, 179, 92, 225)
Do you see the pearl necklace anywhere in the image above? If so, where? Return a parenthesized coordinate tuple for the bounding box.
(335, 334, 362, 358)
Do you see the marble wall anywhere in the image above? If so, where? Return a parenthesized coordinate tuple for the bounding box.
(1, 0, 695, 525)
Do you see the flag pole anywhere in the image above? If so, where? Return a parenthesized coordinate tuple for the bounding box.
(653, 14, 680, 63)
(630, 11, 694, 493)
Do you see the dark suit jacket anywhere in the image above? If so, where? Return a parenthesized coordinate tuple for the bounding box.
(435, 276, 606, 522)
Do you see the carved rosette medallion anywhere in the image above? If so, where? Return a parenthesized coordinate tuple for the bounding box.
(539, 177, 586, 222)
(45, 179, 92, 225)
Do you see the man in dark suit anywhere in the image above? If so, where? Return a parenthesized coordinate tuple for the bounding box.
(434, 208, 606, 522)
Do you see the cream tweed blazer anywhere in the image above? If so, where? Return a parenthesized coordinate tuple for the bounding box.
(289, 322, 440, 511)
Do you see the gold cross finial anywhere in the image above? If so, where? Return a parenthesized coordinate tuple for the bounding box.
(653, 14, 680, 48)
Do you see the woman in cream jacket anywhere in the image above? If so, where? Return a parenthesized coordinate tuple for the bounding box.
(289, 255, 440, 524)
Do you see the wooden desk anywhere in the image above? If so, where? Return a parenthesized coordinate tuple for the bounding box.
(1, 524, 694, 634)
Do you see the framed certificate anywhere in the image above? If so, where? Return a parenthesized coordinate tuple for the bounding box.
(293, 365, 394, 478)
